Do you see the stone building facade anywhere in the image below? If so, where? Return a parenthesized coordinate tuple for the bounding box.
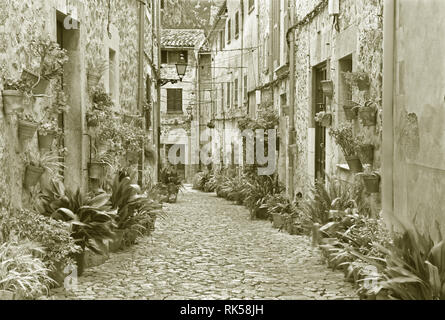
(0, 0, 161, 209)
(159, 29, 207, 182)
(289, 0, 383, 213)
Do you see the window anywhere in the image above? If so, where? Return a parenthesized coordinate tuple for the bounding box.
(109, 48, 117, 103)
(161, 50, 168, 64)
(248, 0, 255, 12)
(227, 19, 231, 44)
(234, 78, 239, 108)
(226, 82, 231, 108)
(167, 88, 183, 113)
(161, 50, 188, 64)
(272, 0, 280, 67)
(235, 12, 239, 39)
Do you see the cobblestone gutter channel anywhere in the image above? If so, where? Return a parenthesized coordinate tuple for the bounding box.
(46, 186, 357, 300)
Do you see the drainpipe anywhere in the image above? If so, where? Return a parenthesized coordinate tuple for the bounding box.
(382, 0, 395, 223)
(156, 0, 162, 182)
(287, 0, 296, 200)
(138, 0, 145, 185)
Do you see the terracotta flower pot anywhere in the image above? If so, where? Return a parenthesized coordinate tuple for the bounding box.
(362, 174, 380, 193)
(345, 155, 363, 172)
(2, 90, 25, 114)
(38, 130, 56, 150)
(87, 72, 101, 88)
(358, 108, 377, 126)
(343, 104, 358, 121)
(88, 162, 106, 179)
(24, 165, 45, 188)
(21, 70, 49, 94)
(358, 144, 374, 164)
(18, 120, 38, 141)
(320, 80, 334, 97)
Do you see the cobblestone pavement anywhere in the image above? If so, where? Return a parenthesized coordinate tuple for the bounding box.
(47, 185, 358, 300)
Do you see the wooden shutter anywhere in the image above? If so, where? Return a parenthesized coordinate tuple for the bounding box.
(175, 89, 182, 112)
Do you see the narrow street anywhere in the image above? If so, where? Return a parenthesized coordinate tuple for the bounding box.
(48, 186, 356, 300)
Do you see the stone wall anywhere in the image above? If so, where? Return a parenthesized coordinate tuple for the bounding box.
(0, 0, 157, 209)
(291, 0, 383, 202)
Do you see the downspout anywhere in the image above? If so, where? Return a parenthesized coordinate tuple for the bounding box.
(138, 0, 145, 185)
(240, 0, 244, 173)
(382, 0, 395, 223)
(287, 0, 296, 199)
(156, 0, 162, 182)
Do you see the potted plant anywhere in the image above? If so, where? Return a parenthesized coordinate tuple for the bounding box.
(24, 151, 64, 189)
(342, 71, 370, 91)
(87, 86, 114, 128)
(320, 80, 334, 97)
(329, 123, 363, 172)
(356, 101, 377, 126)
(1, 77, 32, 115)
(48, 190, 117, 276)
(342, 100, 358, 121)
(87, 59, 108, 89)
(88, 156, 110, 180)
(315, 111, 332, 127)
(18, 113, 39, 143)
(38, 119, 59, 150)
(357, 165, 380, 193)
(26, 37, 69, 94)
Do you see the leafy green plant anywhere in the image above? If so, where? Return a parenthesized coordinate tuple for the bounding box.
(0, 241, 54, 299)
(329, 123, 359, 157)
(29, 36, 69, 81)
(36, 180, 116, 254)
(353, 219, 445, 300)
(24, 150, 65, 181)
(242, 174, 282, 218)
(6, 208, 81, 272)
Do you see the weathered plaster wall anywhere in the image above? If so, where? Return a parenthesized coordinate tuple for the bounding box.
(390, 0, 445, 236)
(292, 0, 383, 199)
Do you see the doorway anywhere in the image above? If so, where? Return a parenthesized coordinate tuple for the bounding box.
(314, 64, 327, 182)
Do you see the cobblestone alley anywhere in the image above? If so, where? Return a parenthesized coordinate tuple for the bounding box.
(47, 186, 357, 300)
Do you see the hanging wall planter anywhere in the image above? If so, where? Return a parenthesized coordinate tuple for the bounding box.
(88, 161, 106, 179)
(361, 174, 380, 193)
(87, 72, 101, 88)
(24, 165, 45, 189)
(38, 130, 56, 150)
(21, 69, 49, 95)
(345, 155, 363, 172)
(320, 80, 334, 97)
(2, 90, 25, 115)
(18, 120, 38, 142)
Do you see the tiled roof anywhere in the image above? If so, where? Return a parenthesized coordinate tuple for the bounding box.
(161, 29, 209, 50)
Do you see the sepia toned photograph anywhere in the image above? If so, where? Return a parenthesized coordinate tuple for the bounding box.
(0, 0, 442, 304)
